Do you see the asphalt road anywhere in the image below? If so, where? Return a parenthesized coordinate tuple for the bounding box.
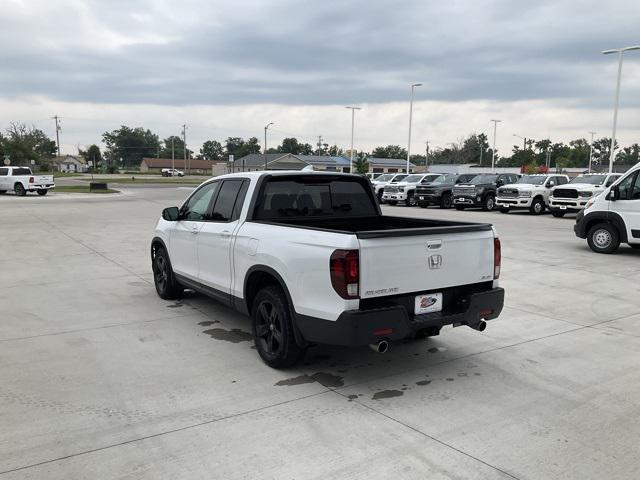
(1, 186, 639, 479)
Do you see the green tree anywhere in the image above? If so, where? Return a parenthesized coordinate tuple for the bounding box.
(199, 140, 224, 161)
(225, 137, 261, 159)
(159, 136, 193, 160)
(79, 144, 102, 169)
(371, 145, 407, 159)
(3, 123, 56, 165)
(102, 126, 160, 168)
(353, 153, 369, 174)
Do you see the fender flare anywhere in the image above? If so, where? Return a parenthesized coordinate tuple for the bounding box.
(243, 265, 308, 348)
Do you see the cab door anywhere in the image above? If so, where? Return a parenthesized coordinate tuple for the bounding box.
(0, 168, 8, 190)
(197, 180, 249, 297)
(611, 171, 640, 243)
(169, 181, 220, 280)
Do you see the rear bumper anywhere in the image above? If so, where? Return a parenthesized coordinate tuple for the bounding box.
(27, 184, 55, 191)
(296, 287, 505, 347)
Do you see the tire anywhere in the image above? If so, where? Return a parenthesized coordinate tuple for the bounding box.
(440, 193, 452, 209)
(377, 190, 383, 203)
(418, 203, 429, 208)
(586, 223, 620, 254)
(37, 189, 48, 196)
(551, 210, 565, 218)
(388, 201, 397, 205)
(0, 190, 6, 195)
(252, 286, 306, 368)
(152, 246, 183, 299)
(630, 244, 640, 250)
(529, 197, 545, 215)
(14, 183, 26, 196)
(499, 208, 510, 214)
(482, 194, 495, 211)
(455, 205, 465, 211)
(406, 192, 416, 206)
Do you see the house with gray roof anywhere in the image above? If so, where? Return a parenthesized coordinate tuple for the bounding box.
(233, 153, 351, 173)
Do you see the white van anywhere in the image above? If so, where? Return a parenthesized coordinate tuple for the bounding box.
(574, 162, 640, 253)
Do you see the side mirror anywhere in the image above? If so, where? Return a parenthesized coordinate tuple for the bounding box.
(609, 186, 619, 201)
(162, 206, 180, 221)
(547, 181, 555, 188)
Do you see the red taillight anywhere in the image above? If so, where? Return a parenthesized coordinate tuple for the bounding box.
(330, 249, 359, 299)
(29, 176, 34, 183)
(373, 328, 394, 336)
(494, 237, 501, 279)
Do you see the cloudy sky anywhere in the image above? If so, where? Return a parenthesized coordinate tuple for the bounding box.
(1, 0, 640, 157)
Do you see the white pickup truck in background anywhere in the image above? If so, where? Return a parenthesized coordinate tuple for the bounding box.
(151, 172, 504, 368)
(0, 166, 55, 196)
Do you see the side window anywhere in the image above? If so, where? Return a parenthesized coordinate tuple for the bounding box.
(182, 182, 219, 221)
(556, 176, 567, 185)
(211, 180, 244, 221)
(616, 173, 638, 200)
(0, 168, 7, 176)
(629, 173, 640, 200)
(605, 175, 619, 187)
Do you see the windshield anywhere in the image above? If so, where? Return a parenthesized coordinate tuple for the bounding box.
(518, 175, 547, 185)
(570, 175, 605, 185)
(456, 174, 476, 184)
(375, 174, 394, 182)
(403, 174, 426, 183)
(431, 175, 448, 184)
(390, 174, 407, 183)
(469, 174, 498, 184)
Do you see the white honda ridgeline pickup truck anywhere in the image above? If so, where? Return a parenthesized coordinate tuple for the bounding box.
(151, 172, 504, 368)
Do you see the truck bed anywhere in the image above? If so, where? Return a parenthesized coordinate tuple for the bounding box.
(254, 215, 492, 238)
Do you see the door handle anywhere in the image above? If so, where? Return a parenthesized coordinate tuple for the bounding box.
(190, 227, 199, 235)
(221, 230, 231, 237)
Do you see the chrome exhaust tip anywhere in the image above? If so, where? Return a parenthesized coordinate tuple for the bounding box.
(369, 339, 390, 354)
(468, 320, 487, 332)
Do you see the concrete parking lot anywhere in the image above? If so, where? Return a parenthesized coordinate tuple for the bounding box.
(1, 187, 639, 480)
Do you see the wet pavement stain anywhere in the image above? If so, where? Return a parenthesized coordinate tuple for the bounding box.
(372, 389, 404, 400)
(198, 321, 219, 326)
(202, 328, 252, 343)
(416, 380, 432, 386)
(166, 303, 183, 308)
(474, 372, 481, 376)
(274, 375, 315, 386)
(347, 394, 359, 402)
(445, 378, 455, 381)
(427, 346, 447, 353)
(312, 372, 344, 388)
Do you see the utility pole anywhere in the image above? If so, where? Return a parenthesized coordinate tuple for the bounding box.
(588, 131, 597, 173)
(425, 141, 430, 170)
(52, 115, 61, 157)
(172, 137, 175, 171)
(264, 122, 274, 170)
(490, 119, 501, 170)
(317, 135, 324, 156)
(345, 106, 361, 173)
(182, 124, 188, 175)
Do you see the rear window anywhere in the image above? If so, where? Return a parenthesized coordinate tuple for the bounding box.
(254, 177, 377, 220)
(11, 168, 31, 176)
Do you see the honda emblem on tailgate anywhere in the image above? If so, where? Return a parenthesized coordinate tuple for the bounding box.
(429, 254, 442, 269)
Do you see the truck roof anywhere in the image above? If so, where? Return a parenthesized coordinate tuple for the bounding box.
(211, 171, 360, 181)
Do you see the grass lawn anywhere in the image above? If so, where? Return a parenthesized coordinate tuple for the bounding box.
(53, 172, 84, 178)
(54, 185, 120, 194)
(81, 177, 202, 184)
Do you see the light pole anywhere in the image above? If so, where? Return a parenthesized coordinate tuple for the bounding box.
(602, 45, 640, 173)
(490, 119, 501, 170)
(264, 122, 274, 170)
(345, 106, 361, 173)
(588, 131, 597, 173)
(425, 140, 429, 170)
(406, 83, 422, 173)
(512, 133, 527, 152)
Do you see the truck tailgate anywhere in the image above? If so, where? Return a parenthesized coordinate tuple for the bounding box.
(33, 175, 54, 185)
(358, 229, 495, 299)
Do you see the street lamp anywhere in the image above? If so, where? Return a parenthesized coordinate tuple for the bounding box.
(588, 131, 597, 173)
(602, 45, 640, 173)
(512, 133, 527, 152)
(345, 106, 361, 173)
(406, 83, 422, 173)
(264, 122, 274, 170)
(490, 119, 501, 169)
